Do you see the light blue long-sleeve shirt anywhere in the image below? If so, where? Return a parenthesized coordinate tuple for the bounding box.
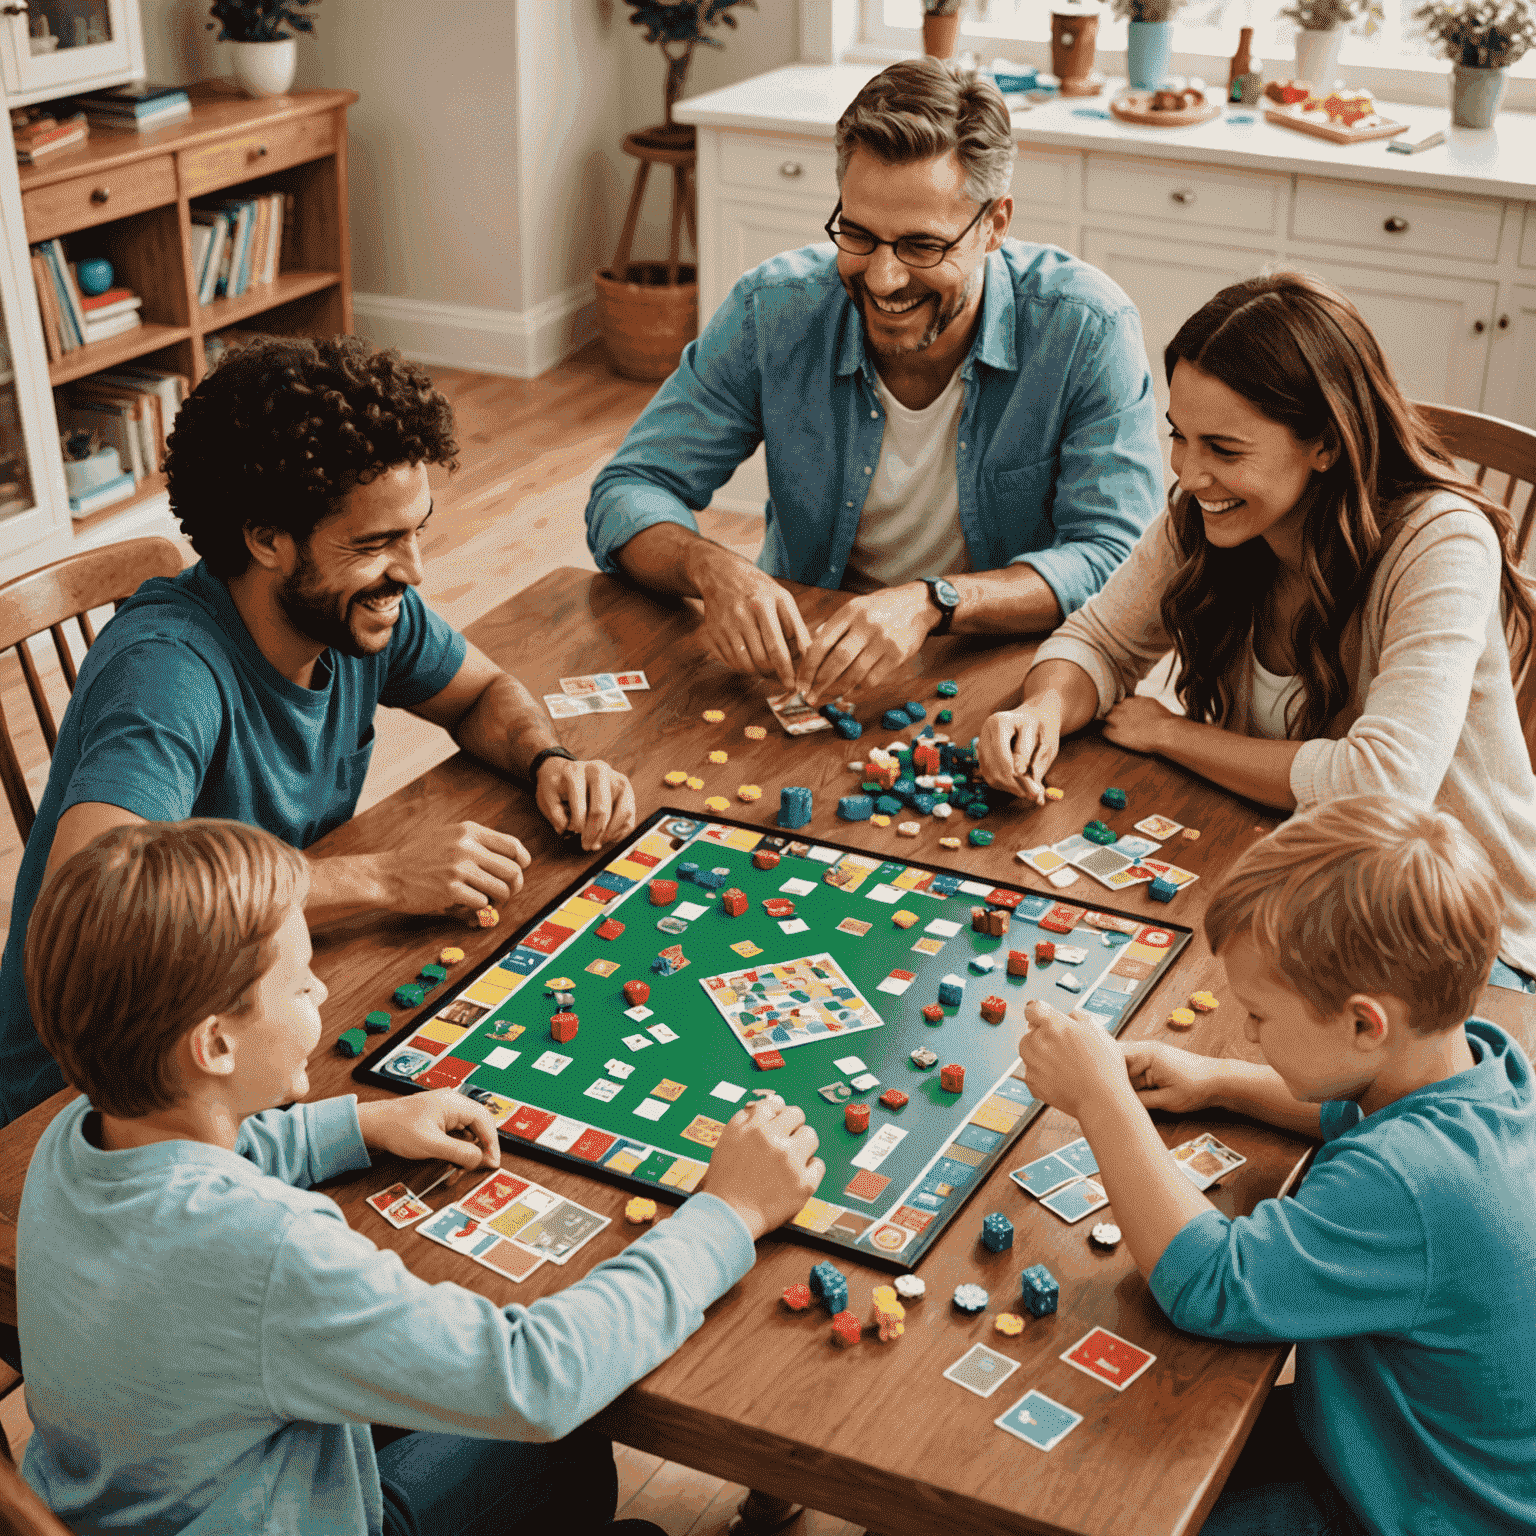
(585, 241, 1162, 616)
(1151, 1021, 1536, 1535)
(18, 1094, 756, 1535)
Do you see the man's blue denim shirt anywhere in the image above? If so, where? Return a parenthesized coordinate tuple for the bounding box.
(585, 240, 1163, 615)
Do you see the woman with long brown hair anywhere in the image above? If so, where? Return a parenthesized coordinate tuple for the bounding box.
(979, 271, 1536, 977)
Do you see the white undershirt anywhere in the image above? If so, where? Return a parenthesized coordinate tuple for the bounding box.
(1250, 653, 1303, 740)
(845, 367, 972, 590)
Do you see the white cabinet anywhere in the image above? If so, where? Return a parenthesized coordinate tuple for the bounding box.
(1483, 285, 1536, 428)
(1, 0, 144, 109)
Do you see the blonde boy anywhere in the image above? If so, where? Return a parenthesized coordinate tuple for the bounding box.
(1019, 795, 1536, 1536)
(18, 819, 821, 1536)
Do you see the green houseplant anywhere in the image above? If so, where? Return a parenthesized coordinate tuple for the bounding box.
(206, 0, 319, 97)
(1111, 0, 1188, 88)
(1412, 0, 1535, 124)
(1280, 0, 1381, 87)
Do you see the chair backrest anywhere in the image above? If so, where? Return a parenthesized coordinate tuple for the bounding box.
(1414, 402, 1536, 771)
(0, 1451, 74, 1533)
(0, 536, 184, 846)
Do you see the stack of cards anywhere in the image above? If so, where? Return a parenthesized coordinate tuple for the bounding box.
(1018, 820, 1202, 894)
(1171, 1132, 1246, 1189)
(543, 671, 649, 720)
(765, 691, 851, 736)
(366, 1181, 433, 1229)
(1010, 1137, 1109, 1223)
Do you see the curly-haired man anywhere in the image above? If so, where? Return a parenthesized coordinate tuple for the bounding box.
(0, 336, 636, 1129)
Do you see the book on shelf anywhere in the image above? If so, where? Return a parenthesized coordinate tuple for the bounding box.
(75, 83, 191, 132)
(192, 193, 289, 302)
(84, 101, 192, 133)
(29, 252, 64, 363)
(81, 309, 143, 345)
(80, 288, 140, 319)
(59, 367, 188, 488)
(14, 113, 88, 163)
(28, 241, 147, 359)
(67, 469, 136, 519)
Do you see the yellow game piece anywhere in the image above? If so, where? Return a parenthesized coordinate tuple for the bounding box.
(1044, 787, 1065, 800)
(744, 724, 767, 740)
(704, 796, 731, 813)
(685, 776, 705, 791)
(708, 749, 729, 764)
(439, 947, 465, 965)
(871, 1285, 906, 1342)
(939, 836, 962, 849)
(737, 784, 762, 802)
(475, 906, 500, 929)
(1188, 990, 1219, 1013)
(896, 821, 921, 837)
(1182, 827, 1201, 840)
(625, 1197, 658, 1224)
(702, 709, 725, 723)
(1168, 1007, 1197, 1029)
(870, 814, 891, 827)
(663, 769, 689, 786)
(891, 909, 919, 929)
(994, 1312, 1025, 1337)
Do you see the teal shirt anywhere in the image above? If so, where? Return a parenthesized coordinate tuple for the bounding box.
(1151, 1021, 1536, 1535)
(18, 1094, 756, 1535)
(0, 562, 466, 1125)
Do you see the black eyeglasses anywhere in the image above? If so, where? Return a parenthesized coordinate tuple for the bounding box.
(824, 199, 992, 269)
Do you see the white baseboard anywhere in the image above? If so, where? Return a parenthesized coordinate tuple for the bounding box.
(351, 284, 599, 380)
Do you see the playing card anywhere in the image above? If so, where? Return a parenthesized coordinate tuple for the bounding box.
(943, 1343, 1021, 1399)
(613, 670, 650, 690)
(1051, 834, 1098, 862)
(531, 1050, 572, 1076)
(1115, 834, 1162, 859)
(994, 1390, 1083, 1451)
(646, 1022, 680, 1043)
(779, 918, 810, 935)
(1010, 1151, 1079, 1198)
(779, 877, 817, 897)
(836, 917, 872, 937)
(560, 672, 620, 696)
(1055, 1136, 1100, 1177)
(925, 918, 963, 937)
(604, 1058, 636, 1079)
(1060, 1327, 1157, 1392)
(1074, 846, 1135, 886)
(379, 1194, 432, 1229)
(584, 1078, 623, 1103)
(910, 936, 946, 955)
(543, 689, 631, 718)
(766, 690, 832, 735)
(620, 1033, 653, 1052)
(1040, 1177, 1109, 1223)
(623, 1004, 654, 1022)
(1141, 858, 1200, 889)
(1019, 846, 1067, 875)
(1172, 1132, 1247, 1190)
(1104, 865, 1157, 890)
(512, 1197, 610, 1264)
(1134, 814, 1184, 840)
(367, 1181, 412, 1216)
(633, 1097, 669, 1121)
(710, 1080, 747, 1103)
(834, 1056, 867, 1074)
(673, 900, 709, 920)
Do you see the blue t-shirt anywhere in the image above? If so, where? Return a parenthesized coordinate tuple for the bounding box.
(1151, 1021, 1536, 1535)
(0, 562, 466, 1125)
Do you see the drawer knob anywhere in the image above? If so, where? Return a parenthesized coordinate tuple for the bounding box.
(89, 187, 110, 204)
(1498, 313, 1510, 331)
(1473, 319, 1486, 335)
(1384, 216, 1409, 233)
(778, 160, 803, 178)
(1170, 188, 1196, 205)
(253, 143, 269, 158)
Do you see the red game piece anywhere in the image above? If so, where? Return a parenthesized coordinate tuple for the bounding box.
(913, 742, 940, 774)
(920, 1003, 944, 1023)
(763, 897, 795, 918)
(623, 979, 651, 1007)
(596, 918, 625, 941)
(980, 996, 1007, 1024)
(940, 1063, 965, 1093)
(648, 878, 679, 906)
(781, 1283, 814, 1312)
(1035, 941, 1056, 963)
(830, 1309, 863, 1347)
(879, 1088, 909, 1110)
(754, 1050, 786, 1071)
(985, 909, 1010, 937)
(550, 1011, 578, 1043)
(753, 849, 782, 870)
(970, 906, 989, 933)
(845, 1102, 870, 1134)
(721, 887, 748, 917)
(1007, 949, 1030, 977)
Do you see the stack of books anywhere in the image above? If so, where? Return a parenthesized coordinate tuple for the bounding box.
(80, 287, 143, 345)
(12, 110, 88, 165)
(56, 366, 189, 510)
(28, 240, 144, 361)
(191, 193, 290, 304)
(74, 83, 191, 133)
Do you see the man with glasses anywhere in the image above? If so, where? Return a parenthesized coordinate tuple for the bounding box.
(585, 57, 1163, 709)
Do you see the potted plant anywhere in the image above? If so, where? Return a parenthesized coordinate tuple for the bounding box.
(206, 0, 319, 98)
(1111, 0, 1186, 89)
(596, 1, 756, 382)
(923, 0, 964, 60)
(1412, 0, 1536, 127)
(1280, 0, 1378, 90)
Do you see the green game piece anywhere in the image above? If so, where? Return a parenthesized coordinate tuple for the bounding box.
(1083, 820, 1117, 846)
(936, 680, 959, 697)
(968, 828, 994, 847)
(937, 708, 953, 724)
(418, 963, 449, 985)
(393, 982, 427, 1008)
(363, 1010, 392, 1034)
(862, 781, 884, 794)
(1100, 787, 1127, 811)
(335, 1027, 368, 1058)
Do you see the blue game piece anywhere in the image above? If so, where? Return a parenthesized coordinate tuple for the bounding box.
(1021, 1263, 1059, 1318)
(912, 793, 936, 815)
(777, 786, 813, 829)
(981, 1212, 1014, 1253)
(938, 978, 964, 1007)
(1100, 787, 1127, 811)
(819, 703, 844, 723)
(930, 874, 961, 897)
(875, 794, 904, 816)
(903, 702, 926, 722)
(677, 861, 699, 882)
(650, 956, 677, 976)
(837, 794, 874, 821)
(835, 717, 863, 739)
(969, 828, 994, 847)
(920, 725, 935, 738)
(809, 1260, 849, 1314)
(1148, 876, 1179, 903)
(696, 868, 727, 890)
(881, 708, 911, 731)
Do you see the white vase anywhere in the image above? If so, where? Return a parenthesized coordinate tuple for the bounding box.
(1294, 26, 1345, 89)
(229, 38, 297, 99)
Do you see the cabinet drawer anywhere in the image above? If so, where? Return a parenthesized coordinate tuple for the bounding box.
(1292, 177, 1502, 263)
(179, 111, 337, 196)
(719, 133, 839, 203)
(22, 154, 176, 240)
(1083, 154, 1283, 234)
(1012, 147, 1078, 211)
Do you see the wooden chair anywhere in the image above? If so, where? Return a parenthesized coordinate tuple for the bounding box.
(0, 537, 184, 847)
(1415, 402, 1536, 769)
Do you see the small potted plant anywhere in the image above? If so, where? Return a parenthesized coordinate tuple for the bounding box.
(923, 0, 964, 60)
(1412, 0, 1535, 127)
(1280, 0, 1379, 90)
(206, 0, 320, 99)
(1110, 0, 1187, 89)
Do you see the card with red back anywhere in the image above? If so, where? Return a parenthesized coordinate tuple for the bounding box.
(1060, 1327, 1157, 1391)
(367, 1182, 411, 1216)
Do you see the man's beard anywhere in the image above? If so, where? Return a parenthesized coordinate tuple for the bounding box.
(276, 549, 404, 660)
(847, 264, 982, 357)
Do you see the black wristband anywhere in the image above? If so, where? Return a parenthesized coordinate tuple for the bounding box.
(525, 745, 576, 788)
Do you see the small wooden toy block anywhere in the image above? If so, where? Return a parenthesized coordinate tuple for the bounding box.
(920, 1002, 944, 1023)
(475, 905, 500, 928)
(754, 1050, 786, 1071)
(952, 1283, 988, 1313)
(994, 1313, 1025, 1337)
(910, 1045, 939, 1069)
(439, 946, 465, 965)
(622, 979, 651, 1008)
(550, 1011, 579, 1043)
(980, 996, 1007, 1025)
(418, 963, 448, 985)
(984, 908, 1010, 938)
(648, 878, 679, 906)
(335, 1027, 368, 1058)
(1148, 877, 1179, 902)
(844, 1102, 870, 1134)
(830, 1309, 863, 1347)
(625, 1197, 658, 1224)
(892, 909, 919, 929)
(810, 1260, 849, 1313)
(968, 828, 994, 847)
(937, 977, 964, 1006)
(838, 794, 875, 821)
(1168, 1007, 1196, 1029)
(871, 1285, 906, 1341)
(781, 1282, 814, 1311)
(1021, 1263, 1059, 1318)
(738, 784, 763, 801)
(894, 1274, 926, 1301)
(879, 1088, 909, 1110)
(981, 1212, 1014, 1253)
(777, 786, 813, 829)
(1090, 1222, 1122, 1249)
(1083, 819, 1117, 845)
(1006, 950, 1030, 978)
(970, 906, 989, 934)
(1189, 990, 1219, 1012)
(596, 917, 625, 941)
(1035, 940, 1056, 964)
(392, 983, 426, 1008)
(1100, 787, 1127, 810)
(1045, 786, 1065, 800)
(762, 897, 796, 918)
(363, 1010, 392, 1034)
(752, 849, 782, 870)
(940, 1063, 965, 1093)
(721, 888, 749, 918)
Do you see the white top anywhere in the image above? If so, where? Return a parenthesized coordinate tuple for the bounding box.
(846, 366, 973, 590)
(1250, 653, 1302, 741)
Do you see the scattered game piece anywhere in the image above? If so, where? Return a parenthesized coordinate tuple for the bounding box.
(939, 835, 962, 849)
(684, 776, 705, 792)
(1056, 972, 1082, 994)
(745, 724, 767, 740)
(778, 786, 813, 829)
(994, 1389, 1083, 1452)
(721, 888, 748, 917)
(944, 1343, 1019, 1398)
(595, 917, 625, 941)
(1083, 820, 1117, 845)
(418, 963, 448, 985)
(762, 897, 795, 918)
(920, 1001, 943, 1024)
(832, 1055, 866, 1074)
(830, 1309, 863, 1347)
(1060, 1327, 1157, 1392)
(708, 750, 729, 764)
(735, 784, 761, 802)
(932, 802, 953, 819)
(881, 708, 911, 730)
(894, 1274, 926, 1301)
(1182, 827, 1201, 841)
(938, 977, 964, 1006)
(897, 820, 921, 837)
(704, 795, 730, 812)
(1006, 950, 1029, 978)
(754, 1050, 786, 1071)
(845, 1102, 870, 1134)
(625, 1197, 658, 1224)
(623, 979, 651, 1008)
(1134, 814, 1184, 839)
(981, 1212, 1014, 1252)
(969, 955, 997, 975)
(838, 794, 874, 821)
(1090, 1222, 1122, 1248)
(940, 1063, 965, 1093)
(910, 1046, 939, 1069)
(835, 717, 863, 740)
(849, 1071, 879, 1091)
(664, 769, 689, 786)
(439, 947, 465, 965)
(1035, 940, 1055, 963)
(968, 828, 993, 847)
(936, 680, 959, 697)
(937, 708, 953, 724)
(994, 1313, 1025, 1337)
(781, 1282, 814, 1311)
(980, 995, 1007, 1024)
(1100, 787, 1127, 810)
(392, 983, 426, 1008)
(550, 1011, 578, 1043)
(1148, 876, 1179, 903)
(1188, 990, 1219, 1012)
(818, 1081, 854, 1104)
(1168, 1007, 1196, 1028)
(1044, 787, 1065, 800)
(892, 909, 919, 929)
(871, 1285, 906, 1341)
(810, 1260, 849, 1313)
(649, 878, 679, 906)
(703, 709, 725, 722)
(752, 849, 781, 870)
(363, 1010, 391, 1034)
(953, 1283, 989, 1314)
(335, 1027, 368, 1058)
(1021, 1263, 1059, 1318)
(879, 1088, 909, 1109)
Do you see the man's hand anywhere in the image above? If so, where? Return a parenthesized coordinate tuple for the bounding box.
(701, 1095, 824, 1241)
(978, 699, 1062, 805)
(339, 819, 532, 916)
(1018, 999, 1135, 1123)
(354, 1089, 501, 1170)
(1102, 696, 1178, 755)
(1122, 1040, 1225, 1116)
(691, 544, 811, 692)
(795, 585, 937, 705)
(536, 757, 637, 852)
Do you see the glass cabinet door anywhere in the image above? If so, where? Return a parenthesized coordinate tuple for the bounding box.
(1, 0, 141, 105)
(0, 322, 36, 528)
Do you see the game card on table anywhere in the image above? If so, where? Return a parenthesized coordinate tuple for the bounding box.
(943, 1343, 1020, 1399)
(994, 1390, 1083, 1451)
(1060, 1327, 1157, 1392)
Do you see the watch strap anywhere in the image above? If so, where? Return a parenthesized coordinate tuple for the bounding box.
(925, 578, 956, 637)
(525, 745, 576, 787)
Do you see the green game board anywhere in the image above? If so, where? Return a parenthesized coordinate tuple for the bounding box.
(355, 809, 1192, 1270)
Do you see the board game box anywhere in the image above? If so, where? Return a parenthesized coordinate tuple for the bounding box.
(356, 809, 1192, 1270)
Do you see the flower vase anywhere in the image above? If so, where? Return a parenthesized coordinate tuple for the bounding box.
(1294, 26, 1344, 90)
(229, 37, 297, 98)
(1126, 20, 1174, 90)
(1451, 65, 1508, 128)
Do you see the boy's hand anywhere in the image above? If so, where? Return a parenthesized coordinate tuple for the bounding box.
(354, 1090, 501, 1171)
(701, 1096, 824, 1242)
(1123, 1040, 1224, 1115)
(1018, 1000, 1136, 1121)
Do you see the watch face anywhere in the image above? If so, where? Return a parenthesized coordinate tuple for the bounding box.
(933, 579, 960, 609)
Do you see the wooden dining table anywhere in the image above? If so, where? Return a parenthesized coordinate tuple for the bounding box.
(0, 566, 1530, 1536)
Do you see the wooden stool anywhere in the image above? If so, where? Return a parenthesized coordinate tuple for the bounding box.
(610, 124, 697, 285)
